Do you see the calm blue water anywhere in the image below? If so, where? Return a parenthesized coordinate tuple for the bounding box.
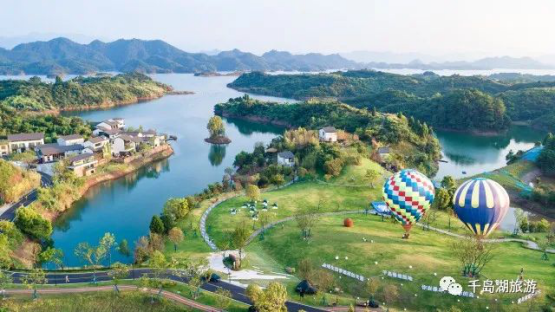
(54, 74, 293, 267)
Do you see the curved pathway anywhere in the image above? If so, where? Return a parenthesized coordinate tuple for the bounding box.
(200, 178, 297, 251)
(246, 211, 555, 254)
(5, 285, 219, 312)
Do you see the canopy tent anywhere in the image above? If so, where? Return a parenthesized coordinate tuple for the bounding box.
(371, 201, 391, 215)
(295, 280, 318, 295)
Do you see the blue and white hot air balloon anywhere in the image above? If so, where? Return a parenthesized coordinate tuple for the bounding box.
(453, 178, 510, 238)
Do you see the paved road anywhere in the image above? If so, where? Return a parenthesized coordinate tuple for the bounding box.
(0, 171, 52, 221)
(5, 285, 219, 312)
(6, 269, 324, 312)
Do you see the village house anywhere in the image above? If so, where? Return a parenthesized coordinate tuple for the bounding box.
(0, 140, 9, 157)
(111, 134, 140, 156)
(93, 118, 126, 137)
(277, 151, 295, 167)
(378, 146, 390, 159)
(8, 133, 45, 153)
(57, 134, 85, 146)
(319, 127, 338, 142)
(67, 153, 98, 177)
(83, 136, 109, 152)
(35, 143, 85, 163)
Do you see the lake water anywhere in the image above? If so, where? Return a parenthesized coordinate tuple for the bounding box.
(434, 125, 546, 180)
(3, 73, 548, 266)
(54, 74, 292, 266)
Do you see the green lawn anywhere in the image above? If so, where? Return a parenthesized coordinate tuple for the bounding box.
(206, 158, 386, 248)
(248, 214, 555, 311)
(1, 290, 197, 312)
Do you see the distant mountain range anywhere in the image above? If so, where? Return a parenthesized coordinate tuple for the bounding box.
(0, 37, 359, 75)
(1, 37, 554, 76)
(364, 56, 554, 70)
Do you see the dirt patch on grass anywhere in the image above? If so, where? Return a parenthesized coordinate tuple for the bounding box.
(11, 239, 40, 269)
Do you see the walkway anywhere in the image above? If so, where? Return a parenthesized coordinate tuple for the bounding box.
(0, 171, 53, 221)
(6, 268, 324, 312)
(200, 178, 297, 251)
(5, 285, 219, 312)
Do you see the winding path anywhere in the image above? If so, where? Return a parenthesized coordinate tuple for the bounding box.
(4, 285, 219, 312)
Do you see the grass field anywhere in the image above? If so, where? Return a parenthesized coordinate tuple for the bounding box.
(247, 214, 555, 311)
(200, 156, 555, 311)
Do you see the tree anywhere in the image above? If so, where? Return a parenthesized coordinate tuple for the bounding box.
(382, 284, 399, 311)
(207, 116, 225, 138)
(366, 277, 380, 301)
(246, 184, 261, 202)
(14, 206, 52, 241)
(0, 271, 12, 299)
(22, 268, 47, 299)
(108, 262, 130, 293)
(298, 258, 314, 281)
(215, 287, 232, 310)
(271, 174, 285, 187)
(163, 198, 190, 222)
(39, 247, 63, 269)
(365, 169, 380, 188)
(148, 250, 168, 298)
(231, 221, 251, 266)
(246, 284, 263, 304)
(149, 215, 165, 234)
(513, 208, 527, 235)
(168, 227, 184, 252)
(118, 239, 131, 257)
(441, 175, 457, 194)
(255, 282, 288, 312)
(452, 237, 496, 277)
(295, 202, 322, 240)
(100, 232, 116, 266)
(74, 241, 107, 283)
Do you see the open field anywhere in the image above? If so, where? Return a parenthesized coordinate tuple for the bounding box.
(199, 157, 555, 311)
(247, 214, 555, 311)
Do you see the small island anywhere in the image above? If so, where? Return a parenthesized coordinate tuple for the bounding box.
(204, 116, 231, 144)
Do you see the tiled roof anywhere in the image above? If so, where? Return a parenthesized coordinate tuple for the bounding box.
(59, 134, 83, 141)
(278, 151, 295, 159)
(36, 144, 84, 156)
(68, 153, 95, 164)
(321, 126, 337, 133)
(8, 133, 44, 142)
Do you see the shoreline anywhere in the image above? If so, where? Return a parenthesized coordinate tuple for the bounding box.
(41, 144, 174, 223)
(25, 91, 194, 116)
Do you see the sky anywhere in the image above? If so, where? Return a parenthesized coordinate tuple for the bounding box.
(1, 0, 555, 59)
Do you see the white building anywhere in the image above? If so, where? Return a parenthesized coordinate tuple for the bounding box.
(277, 151, 295, 167)
(111, 135, 139, 156)
(67, 153, 98, 177)
(35, 144, 84, 164)
(319, 127, 338, 143)
(84, 136, 109, 152)
(57, 134, 84, 146)
(8, 133, 45, 153)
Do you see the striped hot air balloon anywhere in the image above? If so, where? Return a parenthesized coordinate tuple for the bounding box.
(383, 169, 435, 238)
(453, 178, 510, 238)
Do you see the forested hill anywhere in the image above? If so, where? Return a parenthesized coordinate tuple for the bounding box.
(0, 72, 171, 111)
(0, 37, 359, 75)
(215, 95, 441, 175)
(228, 71, 555, 132)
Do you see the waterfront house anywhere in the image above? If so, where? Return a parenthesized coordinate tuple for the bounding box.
(0, 140, 9, 156)
(8, 133, 45, 153)
(319, 127, 338, 142)
(84, 136, 109, 152)
(67, 153, 98, 177)
(95, 118, 125, 131)
(111, 135, 139, 156)
(36, 143, 85, 163)
(277, 151, 295, 167)
(57, 134, 85, 146)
